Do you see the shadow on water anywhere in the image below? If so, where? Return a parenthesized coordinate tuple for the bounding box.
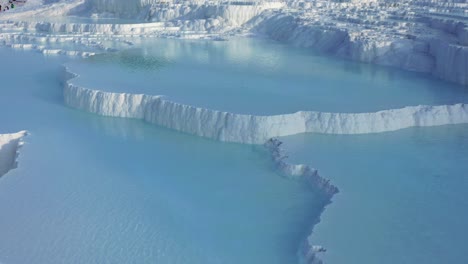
(88, 49, 173, 72)
(31, 65, 69, 106)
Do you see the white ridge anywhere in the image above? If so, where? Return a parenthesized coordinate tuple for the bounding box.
(0, 131, 27, 177)
(64, 66, 468, 144)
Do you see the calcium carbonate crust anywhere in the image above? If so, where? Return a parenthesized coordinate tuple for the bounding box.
(249, 10, 468, 86)
(64, 66, 468, 145)
(0, 131, 28, 177)
(265, 138, 338, 264)
(2, 0, 467, 85)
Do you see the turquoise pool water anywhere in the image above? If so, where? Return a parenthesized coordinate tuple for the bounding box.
(281, 125, 468, 264)
(1, 33, 468, 264)
(67, 37, 468, 115)
(0, 48, 327, 263)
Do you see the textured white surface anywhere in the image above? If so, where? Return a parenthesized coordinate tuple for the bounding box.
(1, 0, 466, 85)
(264, 138, 337, 264)
(0, 131, 27, 177)
(249, 4, 468, 85)
(64, 67, 468, 144)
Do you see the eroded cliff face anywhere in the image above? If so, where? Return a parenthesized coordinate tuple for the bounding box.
(64, 66, 468, 145)
(2, 0, 467, 85)
(249, 0, 468, 86)
(0, 131, 27, 177)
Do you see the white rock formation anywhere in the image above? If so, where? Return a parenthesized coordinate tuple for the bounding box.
(85, 0, 284, 24)
(1, 0, 466, 85)
(64, 66, 468, 145)
(0, 131, 27, 177)
(1, 2, 467, 263)
(248, 0, 468, 85)
(265, 138, 337, 264)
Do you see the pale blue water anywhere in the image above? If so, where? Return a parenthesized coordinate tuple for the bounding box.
(281, 126, 468, 264)
(0, 48, 327, 263)
(67, 37, 468, 115)
(1, 34, 468, 264)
